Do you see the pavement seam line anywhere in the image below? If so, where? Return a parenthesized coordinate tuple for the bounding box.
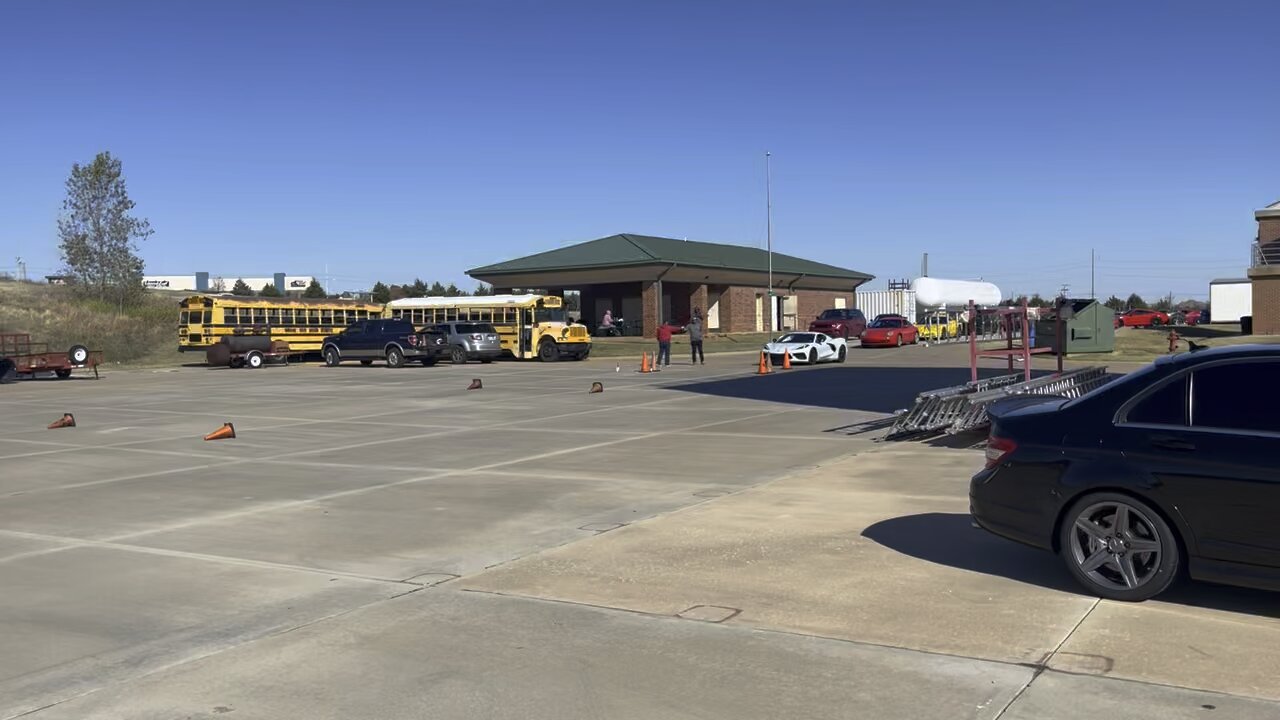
(990, 597, 1102, 720)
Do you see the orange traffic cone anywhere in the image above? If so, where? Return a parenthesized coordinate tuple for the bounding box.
(640, 352, 651, 374)
(589, 381, 604, 394)
(467, 378, 483, 390)
(782, 352, 792, 370)
(204, 422, 235, 441)
(757, 351, 770, 375)
(47, 413, 76, 429)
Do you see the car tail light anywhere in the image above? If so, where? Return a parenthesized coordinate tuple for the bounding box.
(984, 435, 1017, 469)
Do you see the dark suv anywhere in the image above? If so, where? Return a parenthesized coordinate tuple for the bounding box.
(321, 319, 447, 368)
(808, 308, 867, 339)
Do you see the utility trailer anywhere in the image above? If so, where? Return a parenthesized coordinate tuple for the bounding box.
(0, 333, 102, 381)
(205, 335, 292, 369)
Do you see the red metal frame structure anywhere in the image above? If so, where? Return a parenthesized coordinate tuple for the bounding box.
(0, 333, 103, 379)
(967, 299, 1062, 382)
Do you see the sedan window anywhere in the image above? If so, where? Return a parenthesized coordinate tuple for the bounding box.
(1124, 375, 1188, 426)
(1192, 362, 1280, 434)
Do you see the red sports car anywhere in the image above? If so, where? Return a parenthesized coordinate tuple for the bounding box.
(860, 317, 918, 347)
(1114, 309, 1170, 329)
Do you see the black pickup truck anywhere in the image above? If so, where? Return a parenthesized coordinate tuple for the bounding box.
(321, 319, 447, 368)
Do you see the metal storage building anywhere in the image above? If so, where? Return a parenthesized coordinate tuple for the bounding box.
(1208, 278, 1252, 323)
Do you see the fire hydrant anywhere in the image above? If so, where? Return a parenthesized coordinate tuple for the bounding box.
(1167, 329, 1180, 353)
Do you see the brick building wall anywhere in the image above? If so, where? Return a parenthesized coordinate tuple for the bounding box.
(1249, 268, 1280, 335)
(1251, 209, 1280, 335)
(797, 291, 856, 330)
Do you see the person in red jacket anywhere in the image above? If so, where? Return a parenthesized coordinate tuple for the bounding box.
(655, 322, 674, 367)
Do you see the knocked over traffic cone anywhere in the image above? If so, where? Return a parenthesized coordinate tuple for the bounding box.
(782, 352, 792, 370)
(589, 381, 604, 394)
(204, 422, 235, 441)
(467, 378, 483, 390)
(640, 352, 651, 374)
(757, 351, 770, 375)
(47, 413, 76, 429)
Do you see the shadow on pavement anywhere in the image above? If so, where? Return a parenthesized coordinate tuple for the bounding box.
(666, 366, 1050, 414)
(864, 512, 1280, 617)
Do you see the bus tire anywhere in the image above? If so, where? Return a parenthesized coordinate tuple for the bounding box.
(246, 351, 264, 369)
(323, 346, 340, 367)
(538, 339, 559, 362)
(385, 346, 405, 368)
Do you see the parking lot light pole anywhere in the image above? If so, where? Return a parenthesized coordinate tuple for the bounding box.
(766, 151, 774, 330)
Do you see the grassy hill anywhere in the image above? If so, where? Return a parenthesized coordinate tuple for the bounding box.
(0, 280, 181, 367)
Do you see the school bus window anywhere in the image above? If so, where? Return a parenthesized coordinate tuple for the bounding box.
(321, 310, 333, 325)
(253, 308, 267, 325)
(203, 311, 212, 324)
(179, 311, 189, 324)
(309, 310, 321, 325)
(267, 309, 281, 326)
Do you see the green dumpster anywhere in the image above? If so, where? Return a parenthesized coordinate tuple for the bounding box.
(1033, 299, 1115, 354)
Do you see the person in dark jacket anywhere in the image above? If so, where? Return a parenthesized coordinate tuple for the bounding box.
(686, 316, 704, 365)
(655, 322, 674, 367)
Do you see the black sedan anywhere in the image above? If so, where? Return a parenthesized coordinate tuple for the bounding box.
(970, 344, 1279, 601)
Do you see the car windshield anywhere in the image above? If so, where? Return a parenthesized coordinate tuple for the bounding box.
(534, 307, 565, 324)
(818, 310, 845, 319)
(869, 319, 900, 328)
(776, 333, 815, 343)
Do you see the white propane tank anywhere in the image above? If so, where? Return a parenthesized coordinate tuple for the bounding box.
(910, 277, 1002, 308)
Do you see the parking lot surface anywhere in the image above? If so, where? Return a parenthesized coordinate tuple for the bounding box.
(2, 347, 1277, 719)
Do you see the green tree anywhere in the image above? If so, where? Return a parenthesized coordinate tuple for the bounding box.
(473, 283, 493, 296)
(407, 279, 428, 298)
(56, 151, 152, 309)
(1103, 295, 1125, 311)
(1125, 293, 1147, 309)
(444, 283, 461, 297)
(1027, 293, 1047, 308)
(428, 281, 447, 296)
(231, 278, 253, 296)
(259, 282, 282, 297)
(303, 279, 327, 298)
(371, 281, 391, 304)
(1152, 296, 1173, 313)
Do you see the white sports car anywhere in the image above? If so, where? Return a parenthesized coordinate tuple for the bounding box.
(763, 332, 848, 366)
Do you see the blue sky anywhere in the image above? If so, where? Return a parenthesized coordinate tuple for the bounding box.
(1, 1, 1273, 300)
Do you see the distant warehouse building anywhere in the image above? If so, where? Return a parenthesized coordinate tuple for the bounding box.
(142, 272, 316, 294)
(468, 233, 874, 337)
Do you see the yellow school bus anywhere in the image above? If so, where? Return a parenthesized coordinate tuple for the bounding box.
(385, 294, 591, 360)
(177, 295, 384, 354)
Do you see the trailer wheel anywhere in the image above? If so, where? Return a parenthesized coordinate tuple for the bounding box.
(68, 345, 89, 365)
(246, 351, 265, 369)
(230, 357, 246, 369)
(55, 369, 72, 379)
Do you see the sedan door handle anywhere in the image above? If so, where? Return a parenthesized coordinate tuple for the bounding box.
(1149, 435, 1195, 452)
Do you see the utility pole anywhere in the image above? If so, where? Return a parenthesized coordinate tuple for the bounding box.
(1090, 248, 1095, 299)
(765, 151, 775, 330)
(921, 252, 929, 278)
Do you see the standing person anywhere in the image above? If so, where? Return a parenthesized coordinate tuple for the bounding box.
(655, 321, 673, 368)
(686, 313, 705, 365)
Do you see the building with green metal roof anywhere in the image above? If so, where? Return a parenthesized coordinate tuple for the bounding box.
(468, 234, 874, 337)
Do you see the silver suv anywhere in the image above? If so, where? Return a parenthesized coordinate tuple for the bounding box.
(431, 322, 503, 364)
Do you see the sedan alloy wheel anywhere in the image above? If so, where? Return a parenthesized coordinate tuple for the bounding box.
(1060, 493, 1179, 601)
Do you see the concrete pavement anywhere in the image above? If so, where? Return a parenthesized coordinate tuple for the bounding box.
(2, 345, 1277, 718)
